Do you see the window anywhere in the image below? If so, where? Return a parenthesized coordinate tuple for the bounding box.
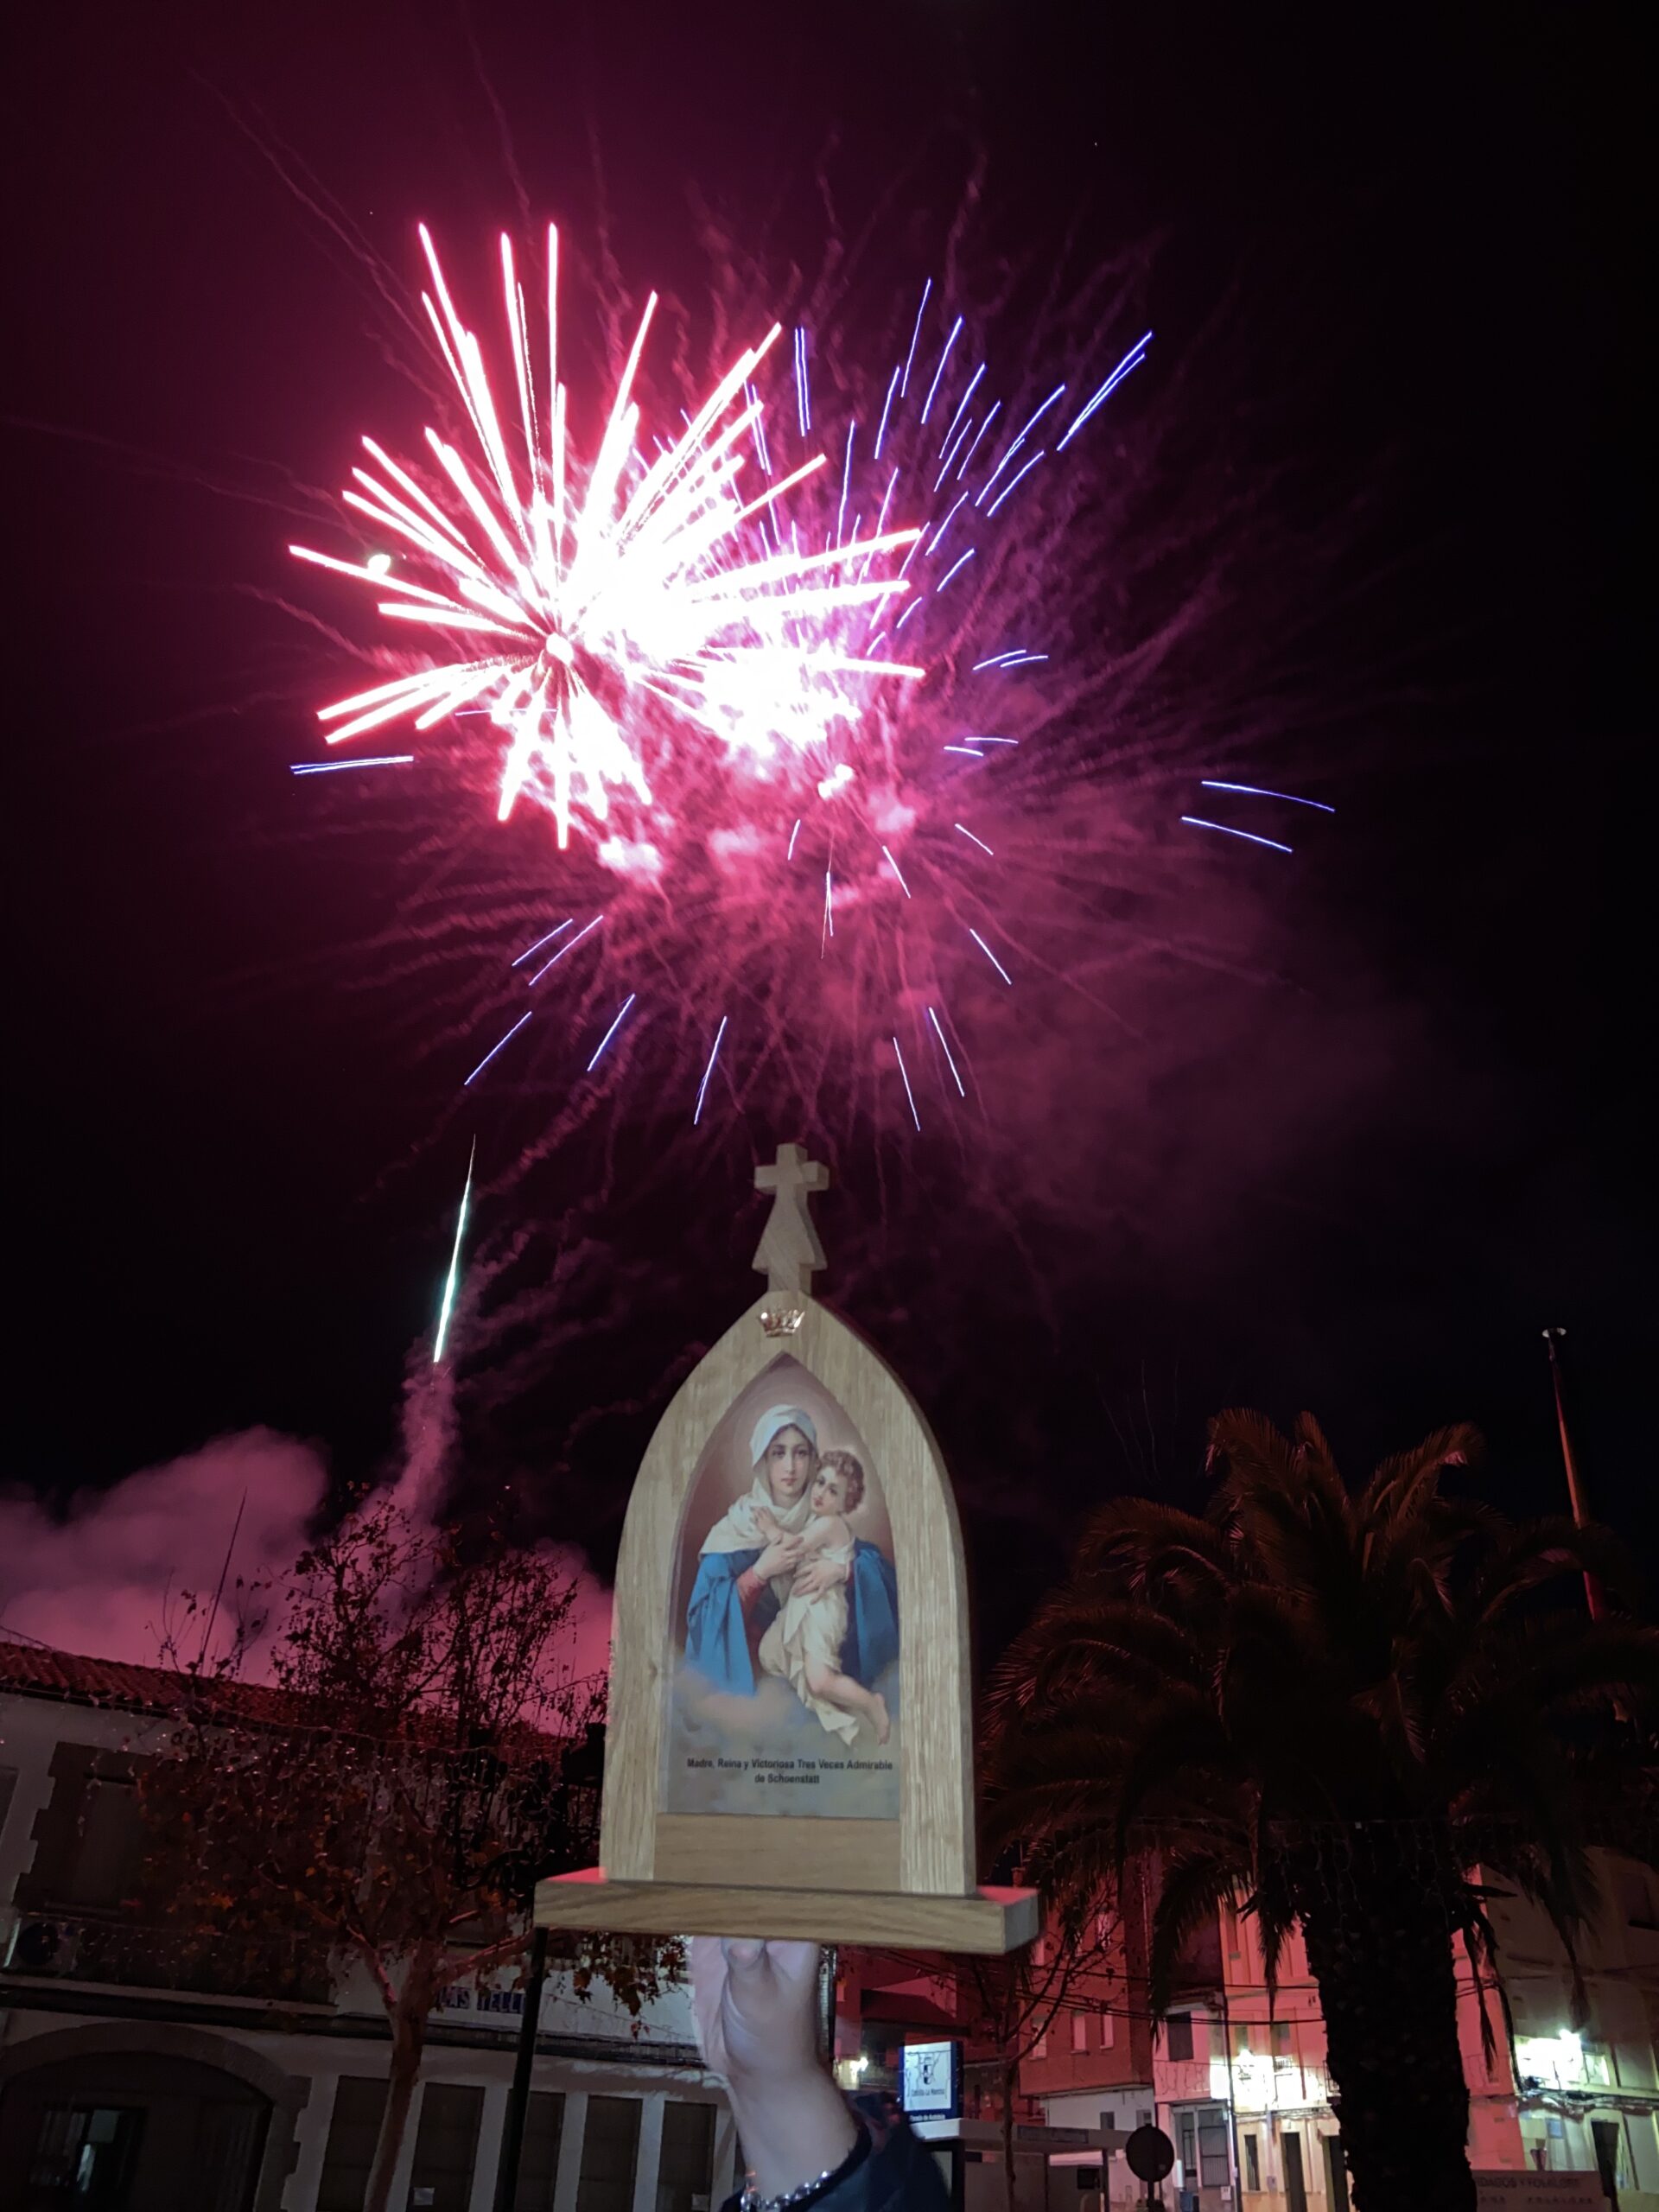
(195, 2102, 270, 2203)
(28, 2107, 143, 2197)
(64, 1776, 145, 1910)
(577, 2095, 641, 2212)
(1097, 2010, 1114, 2049)
(1272, 2020, 1292, 2058)
(1243, 2134, 1261, 2191)
(1284, 2131, 1307, 2212)
(657, 2101, 716, 2212)
(0, 1765, 18, 1841)
(1071, 2014, 1089, 2053)
(319, 2078, 388, 2212)
(1032, 2034, 1048, 2061)
(1323, 2135, 1351, 2212)
(1592, 2117, 1625, 2194)
(410, 2083, 483, 2212)
(512, 2092, 565, 2212)
(1196, 2108, 1230, 2187)
(1166, 2014, 1194, 2062)
(1177, 2106, 1230, 2187)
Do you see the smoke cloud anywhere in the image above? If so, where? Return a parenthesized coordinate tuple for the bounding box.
(0, 1421, 615, 1685)
(0, 1428, 329, 1670)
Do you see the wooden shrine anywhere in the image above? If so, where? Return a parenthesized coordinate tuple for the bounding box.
(534, 1143, 1038, 1952)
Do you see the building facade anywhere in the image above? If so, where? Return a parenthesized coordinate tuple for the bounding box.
(0, 1641, 734, 2211)
(1027, 1870, 1659, 2212)
(960, 1914, 1156, 2209)
(8, 1633, 1652, 2210)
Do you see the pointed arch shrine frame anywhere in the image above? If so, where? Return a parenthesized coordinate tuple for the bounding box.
(536, 1146, 1038, 1951)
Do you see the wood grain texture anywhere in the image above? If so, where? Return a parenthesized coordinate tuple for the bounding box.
(654, 1814, 899, 1890)
(752, 1143, 830, 1293)
(601, 1288, 977, 1901)
(535, 1871, 1039, 1954)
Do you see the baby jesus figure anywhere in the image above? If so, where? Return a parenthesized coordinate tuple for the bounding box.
(754, 1450, 892, 1745)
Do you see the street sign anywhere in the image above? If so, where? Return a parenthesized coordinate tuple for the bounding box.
(901, 2041, 962, 2119)
(1473, 2177, 1603, 2211)
(1125, 2126, 1175, 2183)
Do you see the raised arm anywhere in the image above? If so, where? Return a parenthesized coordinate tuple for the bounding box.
(796, 1516, 845, 1554)
(691, 1938, 947, 2212)
(791, 1526, 853, 1597)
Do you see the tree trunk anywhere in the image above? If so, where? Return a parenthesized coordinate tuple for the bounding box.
(1300, 1859, 1475, 2212)
(366, 1948, 441, 2212)
(1001, 2059, 1018, 2212)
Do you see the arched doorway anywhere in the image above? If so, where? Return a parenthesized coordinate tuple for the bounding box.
(0, 2047, 272, 2211)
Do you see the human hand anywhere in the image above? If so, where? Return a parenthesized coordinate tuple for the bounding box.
(690, 1939, 857, 2196)
(690, 1937, 820, 2085)
(754, 1536, 804, 1580)
(791, 1553, 849, 1599)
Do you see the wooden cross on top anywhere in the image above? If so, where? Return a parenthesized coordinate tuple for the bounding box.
(753, 1142, 830, 1295)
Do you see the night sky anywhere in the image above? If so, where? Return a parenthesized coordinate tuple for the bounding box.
(6, 3, 1649, 1662)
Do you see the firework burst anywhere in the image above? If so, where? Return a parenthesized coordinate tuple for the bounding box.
(292, 226, 925, 852)
(290, 225, 1171, 1155)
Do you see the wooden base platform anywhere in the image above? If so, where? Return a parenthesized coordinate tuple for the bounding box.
(535, 1868, 1039, 1954)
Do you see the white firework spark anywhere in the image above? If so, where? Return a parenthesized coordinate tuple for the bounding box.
(291, 225, 925, 849)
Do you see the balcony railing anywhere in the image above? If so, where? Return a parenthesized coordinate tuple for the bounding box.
(2, 1907, 333, 2005)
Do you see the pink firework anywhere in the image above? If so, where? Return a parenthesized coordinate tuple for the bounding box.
(291, 225, 1171, 1153)
(291, 226, 925, 852)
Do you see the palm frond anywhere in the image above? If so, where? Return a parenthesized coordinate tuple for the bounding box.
(1205, 1408, 1302, 1488)
(1471, 1516, 1644, 1624)
(1365, 1423, 1485, 1521)
(984, 1401, 1653, 2094)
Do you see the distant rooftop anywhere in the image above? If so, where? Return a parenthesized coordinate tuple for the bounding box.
(0, 1633, 584, 1758)
(0, 1634, 301, 1725)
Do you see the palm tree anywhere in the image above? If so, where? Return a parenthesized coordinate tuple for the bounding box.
(984, 1413, 1656, 2212)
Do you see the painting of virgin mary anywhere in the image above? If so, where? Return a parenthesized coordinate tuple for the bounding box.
(665, 1370, 900, 1816)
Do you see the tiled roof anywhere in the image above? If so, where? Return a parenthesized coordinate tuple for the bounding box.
(0, 1637, 302, 1724)
(0, 1635, 579, 1756)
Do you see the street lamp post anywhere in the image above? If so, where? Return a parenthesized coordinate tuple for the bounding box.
(818, 1944, 838, 2063)
(494, 1923, 550, 2212)
(1541, 1327, 1605, 1619)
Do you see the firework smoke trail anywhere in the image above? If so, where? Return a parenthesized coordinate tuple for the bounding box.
(432, 1137, 475, 1363)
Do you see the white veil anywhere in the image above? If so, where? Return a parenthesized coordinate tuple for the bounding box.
(698, 1405, 819, 1554)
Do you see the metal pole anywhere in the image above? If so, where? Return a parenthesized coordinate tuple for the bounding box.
(817, 1944, 839, 2066)
(1541, 1327, 1605, 1618)
(494, 1923, 550, 2212)
(1216, 1980, 1244, 2209)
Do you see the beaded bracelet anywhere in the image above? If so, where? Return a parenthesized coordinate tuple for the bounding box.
(738, 2119, 871, 2212)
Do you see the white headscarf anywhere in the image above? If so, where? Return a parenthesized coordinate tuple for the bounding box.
(699, 1406, 818, 1554)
